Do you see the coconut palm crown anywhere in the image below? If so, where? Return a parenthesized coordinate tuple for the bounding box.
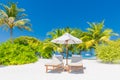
(0, 2, 31, 43)
(78, 21, 118, 50)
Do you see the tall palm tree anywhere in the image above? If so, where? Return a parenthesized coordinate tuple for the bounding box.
(0, 2, 31, 43)
(78, 21, 118, 50)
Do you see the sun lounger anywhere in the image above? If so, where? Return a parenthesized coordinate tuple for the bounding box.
(45, 55, 64, 73)
(68, 55, 84, 72)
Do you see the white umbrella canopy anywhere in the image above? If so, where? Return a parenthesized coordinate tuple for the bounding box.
(51, 33, 82, 65)
(51, 33, 82, 44)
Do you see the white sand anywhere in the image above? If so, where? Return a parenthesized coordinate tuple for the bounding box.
(0, 59, 120, 80)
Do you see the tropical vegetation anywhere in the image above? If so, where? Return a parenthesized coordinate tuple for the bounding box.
(46, 27, 83, 56)
(0, 2, 31, 43)
(95, 40, 120, 63)
(14, 36, 42, 53)
(43, 21, 117, 56)
(0, 2, 119, 65)
(78, 21, 118, 50)
(0, 36, 42, 65)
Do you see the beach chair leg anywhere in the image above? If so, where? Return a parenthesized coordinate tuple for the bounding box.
(58, 65, 62, 72)
(62, 64, 64, 72)
(82, 66, 84, 73)
(46, 66, 48, 73)
(53, 66, 55, 70)
(68, 66, 71, 72)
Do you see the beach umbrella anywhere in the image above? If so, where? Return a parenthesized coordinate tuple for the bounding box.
(51, 33, 82, 65)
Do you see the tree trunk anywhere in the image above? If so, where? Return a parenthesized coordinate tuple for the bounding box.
(10, 28, 13, 43)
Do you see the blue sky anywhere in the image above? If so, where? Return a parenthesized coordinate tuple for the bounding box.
(0, 0, 120, 42)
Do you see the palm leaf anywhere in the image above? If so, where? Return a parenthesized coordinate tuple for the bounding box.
(0, 18, 5, 26)
(0, 10, 8, 18)
(0, 3, 10, 16)
(14, 19, 31, 31)
(14, 19, 30, 26)
(16, 13, 27, 20)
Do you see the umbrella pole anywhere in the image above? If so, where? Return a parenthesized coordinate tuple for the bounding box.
(66, 41, 68, 65)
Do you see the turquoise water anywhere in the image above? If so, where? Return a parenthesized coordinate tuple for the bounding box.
(54, 48, 96, 59)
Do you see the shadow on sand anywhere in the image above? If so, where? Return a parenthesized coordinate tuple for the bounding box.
(0, 65, 6, 68)
(47, 68, 63, 74)
(47, 67, 86, 74)
(69, 67, 86, 74)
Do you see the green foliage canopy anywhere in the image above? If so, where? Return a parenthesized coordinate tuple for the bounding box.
(0, 36, 42, 65)
(95, 40, 120, 63)
(78, 21, 118, 50)
(0, 41, 37, 65)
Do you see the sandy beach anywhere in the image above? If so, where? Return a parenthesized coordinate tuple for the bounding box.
(0, 59, 120, 80)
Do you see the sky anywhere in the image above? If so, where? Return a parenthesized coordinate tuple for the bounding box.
(0, 0, 120, 42)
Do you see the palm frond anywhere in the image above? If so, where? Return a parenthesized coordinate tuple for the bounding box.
(0, 18, 5, 26)
(0, 10, 8, 18)
(14, 19, 31, 31)
(14, 19, 30, 26)
(9, 3, 18, 17)
(17, 8, 25, 12)
(102, 29, 112, 35)
(22, 26, 31, 31)
(16, 13, 27, 20)
(0, 3, 11, 17)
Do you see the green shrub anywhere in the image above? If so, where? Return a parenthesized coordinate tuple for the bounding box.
(14, 36, 53, 59)
(0, 36, 43, 65)
(14, 36, 42, 52)
(95, 40, 120, 63)
(0, 41, 38, 65)
(0, 36, 55, 65)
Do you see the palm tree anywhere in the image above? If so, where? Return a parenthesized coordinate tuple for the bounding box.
(47, 28, 63, 39)
(78, 21, 118, 50)
(0, 2, 31, 43)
